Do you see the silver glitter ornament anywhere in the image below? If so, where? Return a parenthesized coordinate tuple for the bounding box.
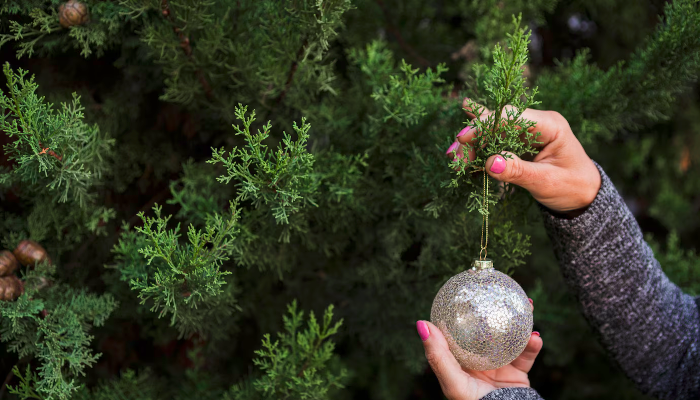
(430, 258, 533, 371)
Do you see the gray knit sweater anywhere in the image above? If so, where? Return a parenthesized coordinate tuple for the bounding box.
(481, 163, 700, 400)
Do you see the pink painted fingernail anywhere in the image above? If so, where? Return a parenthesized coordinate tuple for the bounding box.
(532, 331, 540, 337)
(490, 155, 506, 174)
(446, 141, 459, 155)
(457, 126, 472, 137)
(528, 298, 533, 305)
(416, 321, 430, 341)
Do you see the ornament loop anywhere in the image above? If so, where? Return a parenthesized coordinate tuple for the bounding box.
(472, 258, 493, 270)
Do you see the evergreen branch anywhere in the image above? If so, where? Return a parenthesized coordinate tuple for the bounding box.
(1, 262, 117, 400)
(114, 203, 241, 339)
(535, 0, 700, 144)
(0, 3, 132, 58)
(448, 16, 541, 217)
(226, 301, 346, 400)
(275, 40, 309, 107)
(208, 105, 318, 226)
(5, 365, 42, 400)
(0, 63, 115, 242)
(159, 0, 213, 101)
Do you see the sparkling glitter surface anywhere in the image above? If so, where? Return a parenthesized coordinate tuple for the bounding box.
(430, 265, 533, 371)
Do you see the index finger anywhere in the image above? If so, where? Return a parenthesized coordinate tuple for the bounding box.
(419, 321, 472, 398)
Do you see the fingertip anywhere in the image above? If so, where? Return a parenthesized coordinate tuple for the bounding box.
(456, 127, 476, 145)
(462, 97, 471, 109)
(457, 126, 472, 138)
(462, 97, 478, 119)
(445, 141, 460, 156)
(526, 332, 544, 353)
(485, 154, 507, 176)
(416, 320, 430, 342)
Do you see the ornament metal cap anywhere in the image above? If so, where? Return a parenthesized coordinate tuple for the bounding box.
(472, 258, 493, 270)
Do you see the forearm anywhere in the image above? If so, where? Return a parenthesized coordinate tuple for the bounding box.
(541, 162, 700, 399)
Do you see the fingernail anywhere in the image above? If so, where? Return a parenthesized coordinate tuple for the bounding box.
(416, 321, 430, 341)
(490, 155, 506, 174)
(528, 298, 533, 305)
(457, 126, 472, 137)
(445, 141, 459, 155)
(532, 331, 540, 337)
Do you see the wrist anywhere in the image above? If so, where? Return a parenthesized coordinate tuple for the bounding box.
(542, 160, 602, 219)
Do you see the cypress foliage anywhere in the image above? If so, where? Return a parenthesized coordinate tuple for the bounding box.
(0, 0, 699, 399)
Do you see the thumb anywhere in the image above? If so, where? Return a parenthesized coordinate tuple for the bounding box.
(485, 152, 552, 192)
(417, 321, 472, 399)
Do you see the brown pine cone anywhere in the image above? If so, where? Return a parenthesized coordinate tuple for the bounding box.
(0, 275, 22, 301)
(14, 240, 51, 267)
(0, 250, 19, 276)
(58, 1, 89, 28)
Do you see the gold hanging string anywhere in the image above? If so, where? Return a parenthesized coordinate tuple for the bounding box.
(480, 168, 489, 260)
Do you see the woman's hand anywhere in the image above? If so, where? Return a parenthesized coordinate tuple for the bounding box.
(417, 319, 543, 400)
(449, 98, 601, 215)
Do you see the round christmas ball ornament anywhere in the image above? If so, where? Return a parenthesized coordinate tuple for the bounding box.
(431, 258, 533, 371)
(0, 250, 19, 276)
(14, 240, 51, 267)
(0, 275, 22, 301)
(58, 1, 89, 28)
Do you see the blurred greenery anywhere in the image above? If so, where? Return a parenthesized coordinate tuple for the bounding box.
(0, 0, 698, 399)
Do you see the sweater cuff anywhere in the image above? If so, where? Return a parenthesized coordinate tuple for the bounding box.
(480, 387, 543, 400)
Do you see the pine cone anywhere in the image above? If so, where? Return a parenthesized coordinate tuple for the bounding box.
(0, 275, 22, 301)
(58, 1, 89, 28)
(14, 240, 51, 267)
(0, 250, 19, 276)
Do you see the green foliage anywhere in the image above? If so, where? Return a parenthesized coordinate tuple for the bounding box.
(118, 0, 354, 121)
(1, 0, 700, 399)
(112, 204, 240, 339)
(1, 262, 117, 400)
(225, 301, 346, 400)
(346, 40, 449, 148)
(0, 63, 112, 207)
(536, 0, 700, 145)
(0, 63, 115, 250)
(0, 1, 133, 58)
(72, 369, 163, 400)
(650, 231, 700, 296)
(450, 16, 541, 217)
(209, 105, 318, 225)
(459, 0, 558, 61)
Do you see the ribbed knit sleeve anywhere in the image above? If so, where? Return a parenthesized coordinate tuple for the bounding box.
(480, 388, 543, 400)
(539, 162, 700, 400)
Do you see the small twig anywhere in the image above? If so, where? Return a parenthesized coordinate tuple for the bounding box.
(375, 0, 430, 68)
(275, 41, 308, 107)
(160, 0, 214, 101)
(37, 148, 62, 162)
(296, 335, 323, 378)
(37, 141, 63, 162)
